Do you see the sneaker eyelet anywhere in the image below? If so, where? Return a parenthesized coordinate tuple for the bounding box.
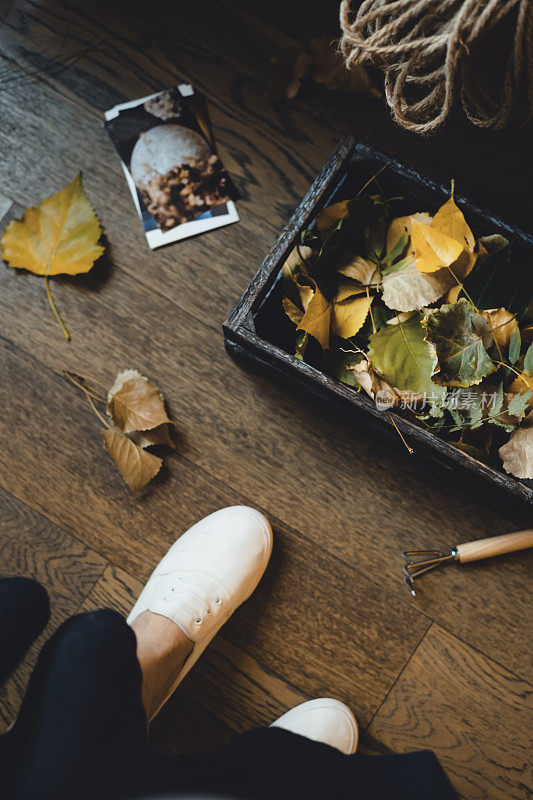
(215, 598, 221, 605)
(195, 618, 202, 624)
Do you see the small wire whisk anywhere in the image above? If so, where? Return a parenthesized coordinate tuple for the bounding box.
(403, 530, 533, 596)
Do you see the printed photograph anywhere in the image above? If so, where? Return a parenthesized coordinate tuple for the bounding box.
(104, 87, 239, 233)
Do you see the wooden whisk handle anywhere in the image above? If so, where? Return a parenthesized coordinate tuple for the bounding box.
(456, 530, 533, 563)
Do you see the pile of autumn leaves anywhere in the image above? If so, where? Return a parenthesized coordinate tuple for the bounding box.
(281, 190, 533, 479)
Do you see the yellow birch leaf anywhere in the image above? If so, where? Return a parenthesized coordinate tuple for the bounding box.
(432, 196, 475, 253)
(332, 294, 372, 338)
(447, 285, 462, 303)
(315, 201, 349, 239)
(295, 280, 315, 311)
(297, 286, 331, 349)
(282, 296, 304, 325)
(102, 428, 162, 493)
(335, 282, 366, 302)
(1, 173, 104, 276)
(281, 245, 314, 281)
(338, 254, 380, 286)
(411, 219, 464, 273)
(386, 212, 432, 252)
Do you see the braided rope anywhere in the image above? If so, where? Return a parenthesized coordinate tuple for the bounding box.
(339, 0, 532, 132)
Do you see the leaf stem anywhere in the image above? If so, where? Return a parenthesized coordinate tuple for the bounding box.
(387, 411, 414, 454)
(492, 359, 531, 388)
(446, 266, 479, 313)
(356, 162, 390, 198)
(63, 371, 110, 427)
(45, 276, 70, 341)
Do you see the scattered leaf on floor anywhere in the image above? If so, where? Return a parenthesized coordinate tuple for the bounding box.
(107, 369, 171, 433)
(102, 428, 163, 493)
(0, 173, 104, 340)
(269, 36, 378, 100)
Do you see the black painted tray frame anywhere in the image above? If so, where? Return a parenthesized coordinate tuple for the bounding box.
(223, 135, 533, 508)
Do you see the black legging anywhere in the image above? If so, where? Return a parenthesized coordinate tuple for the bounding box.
(0, 577, 458, 800)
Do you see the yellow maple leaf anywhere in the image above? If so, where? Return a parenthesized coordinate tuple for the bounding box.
(1, 173, 104, 339)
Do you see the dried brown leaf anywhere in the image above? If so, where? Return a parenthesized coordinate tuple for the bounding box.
(107, 369, 170, 433)
(481, 308, 517, 350)
(102, 428, 162, 492)
(499, 412, 533, 479)
(349, 359, 399, 407)
(130, 423, 176, 449)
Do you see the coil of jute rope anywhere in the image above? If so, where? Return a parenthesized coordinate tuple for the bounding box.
(339, 0, 533, 133)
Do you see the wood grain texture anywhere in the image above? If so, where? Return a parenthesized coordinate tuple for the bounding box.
(1, 254, 531, 681)
(0, 487, 106, 727)
(0, 0, 531, 792)
(368, 625, 533, 800)
(79, 565, 311, 752)
(1, 340, 430, 725)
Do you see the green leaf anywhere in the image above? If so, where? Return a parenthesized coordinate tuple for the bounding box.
(509, 328, 521, 365)
(424, 299, 496, 387)
(367, 314, 445, 397)
(507, 390, 532, 418)
(380, 231, 408, 265)
(469, 394, 483, 428)
(365, 216, 387, 262)
(477, 234, 509, 254)
(462, 239, 533, 318)
(294, 330, 308, 361)
(524, 342, 533, 374)
(488, 382, 504, 417)
(329, 349, 365, 387)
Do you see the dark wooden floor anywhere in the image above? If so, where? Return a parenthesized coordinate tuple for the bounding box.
(0, 2, 531, 798)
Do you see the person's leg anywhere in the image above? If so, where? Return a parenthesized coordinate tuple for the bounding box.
(5, 609, 148, 800)
(130, 610, 193, 721)
(0, 578, 50, 783)
(146, 713, 458, 800)
(0, 577, 50, 686)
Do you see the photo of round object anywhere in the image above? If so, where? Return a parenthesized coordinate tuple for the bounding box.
(130, 124, 211, 186)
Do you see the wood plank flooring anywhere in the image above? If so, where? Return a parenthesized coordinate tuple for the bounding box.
(0, 2, 531, 798)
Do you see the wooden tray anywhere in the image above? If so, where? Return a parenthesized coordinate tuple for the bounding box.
(223, 136, 533, 509)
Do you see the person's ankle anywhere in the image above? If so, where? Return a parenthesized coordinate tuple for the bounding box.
(131, 610, 193, 718)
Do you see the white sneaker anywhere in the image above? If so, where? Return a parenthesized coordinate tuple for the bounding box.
(128, 506, 273, 720)
(271, 698, 358, 755)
